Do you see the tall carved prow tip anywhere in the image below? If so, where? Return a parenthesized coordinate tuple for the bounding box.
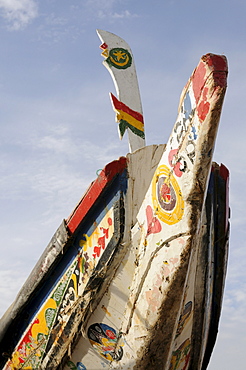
(96, 29, 146, 153)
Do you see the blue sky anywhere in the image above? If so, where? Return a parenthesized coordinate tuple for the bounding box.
(0, 1, 245, 369)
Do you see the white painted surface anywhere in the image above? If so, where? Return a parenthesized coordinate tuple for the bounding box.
(97, 30, 145, 152)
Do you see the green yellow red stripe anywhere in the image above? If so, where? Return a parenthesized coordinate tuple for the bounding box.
(110, 93, 145, 138)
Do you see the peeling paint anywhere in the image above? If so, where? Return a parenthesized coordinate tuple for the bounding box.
(0, 32, 229, 370)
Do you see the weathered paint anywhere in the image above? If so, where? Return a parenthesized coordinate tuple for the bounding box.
(0, 31, 229, 370)
(63, 164, 229, 370)
(0, 220, 69, 364)
(64, 52, 228, 369)
(0, 158, 128, 370)
(122, 54, 228, 370)
(67, 156, 127, 234)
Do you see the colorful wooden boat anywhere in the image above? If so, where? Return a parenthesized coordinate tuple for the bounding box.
(0, 31, 229, 370)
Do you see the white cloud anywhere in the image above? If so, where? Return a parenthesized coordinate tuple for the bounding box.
(85, 0, 139, 20)
(111, 10, 139, 19)
(0, 0, 38, 30)
(45, 13, 67, 26)
(97, 9, 138, 19)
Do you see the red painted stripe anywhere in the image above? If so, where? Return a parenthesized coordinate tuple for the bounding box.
(192, 54, 228, 105)
(192, 60, 207, 105)
(100, 42, 108, 50)
(211, 163, 229, 180)
(110, 93, 144, 123)
(192, 54, 228, 123)
(205, 54, 227, 72)
(66, 156, 127, 234)
(220, 163, 230, 232)
(204, 53, 228, 88)
(219, 163, 229, 181)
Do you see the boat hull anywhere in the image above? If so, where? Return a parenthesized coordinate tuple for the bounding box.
(0, 53, 229, 370)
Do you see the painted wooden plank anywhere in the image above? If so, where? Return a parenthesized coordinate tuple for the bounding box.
(67, 156, 127, 234)
(173, 163, 229, 369)
(201, 163, 229, 369)
(63, 145, 168, 370)
(117, 54, 228, 370)
(0, 160, 128, 370)
(0, 220, 69, 363)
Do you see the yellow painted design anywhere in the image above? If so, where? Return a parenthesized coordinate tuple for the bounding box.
(32, 298, 57, 339)
(116, 110, 144, 132)
(152, 165, 184, 225)
(109, 50, 130, 67)
(71, 273, 78, 297)
(5, 209, 115, 370)
(79, 234, 89, 251)
(4, 270, 73, 370)
(78, 209, 114, 255)
(169, 338, 191, 369)
(101, 49, 108, 58)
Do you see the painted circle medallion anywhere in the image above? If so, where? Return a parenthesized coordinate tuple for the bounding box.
(152, 165, 184, 225)
(107, 48, 132, 69)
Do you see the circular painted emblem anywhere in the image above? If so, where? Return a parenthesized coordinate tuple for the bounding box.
(107, 48, 132, 69)
(88, 323, 123, 362)
(152, 165, 184, 225)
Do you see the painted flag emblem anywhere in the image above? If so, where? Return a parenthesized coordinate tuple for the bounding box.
(110, 93, 145, 139)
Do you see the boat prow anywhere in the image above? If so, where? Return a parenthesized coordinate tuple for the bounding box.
(0, 32, 229, 370)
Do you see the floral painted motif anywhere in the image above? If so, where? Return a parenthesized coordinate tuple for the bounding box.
(4, 270, 73, 369)
(4, 209, 115, 370)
